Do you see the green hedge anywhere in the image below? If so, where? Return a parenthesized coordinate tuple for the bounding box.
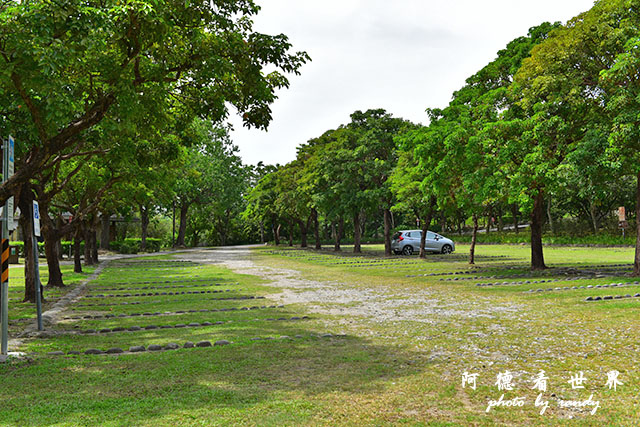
(12, 238, 163, 257)
(109, 238, 163, 254)
(453, 232, 635, 246)
(11, 241, 77, 257)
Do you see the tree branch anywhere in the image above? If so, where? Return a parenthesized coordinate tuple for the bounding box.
(10, 72, 48, 143)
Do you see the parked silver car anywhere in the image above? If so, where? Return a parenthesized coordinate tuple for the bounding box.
(391, 230, 455, 255)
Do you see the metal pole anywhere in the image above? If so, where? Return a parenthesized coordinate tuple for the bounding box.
(32, 203, 43, 331)
(1, 139, 8, 354)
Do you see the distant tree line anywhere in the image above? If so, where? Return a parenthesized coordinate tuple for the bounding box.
(245, 0, 640, 275)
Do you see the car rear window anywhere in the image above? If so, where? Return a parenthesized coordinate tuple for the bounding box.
(393, 232, 402, 239)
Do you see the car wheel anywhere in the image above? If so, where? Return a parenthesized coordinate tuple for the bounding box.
(441, 244, 453, 254)
(402, 245, 413, 256)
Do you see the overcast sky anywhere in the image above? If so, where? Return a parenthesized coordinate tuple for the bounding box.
(229, 0, 596, 166)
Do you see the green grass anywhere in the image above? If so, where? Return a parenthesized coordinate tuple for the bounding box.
(1, 245, 639, 425)
(5, 260, 96, 324)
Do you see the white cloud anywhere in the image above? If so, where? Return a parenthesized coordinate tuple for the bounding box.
(229, 0, 596, 165)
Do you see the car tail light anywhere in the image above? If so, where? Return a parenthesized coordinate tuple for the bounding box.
(398, 236, 403, 241)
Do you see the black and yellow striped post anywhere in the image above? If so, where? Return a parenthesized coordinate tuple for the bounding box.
(0, 238, 6, 355)
(1, 137, 9, 355)
(0, 237, 4, 355)
(1, 239, 8, 284)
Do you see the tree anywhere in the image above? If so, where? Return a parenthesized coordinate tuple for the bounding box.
(0, 0, 309, 205)
(602, 34, 640, 275)
(508, 1, 632, 268)
(243, 163, 279, 244)
(272, 161, 314, 247)
(348, 109, 409, 256)
(301, 130, 348, 251)
(172, 121, 241, 247)
(398, 23, 558, 263)
(392, 125, 441, 258)
(245, 169, 282, 245)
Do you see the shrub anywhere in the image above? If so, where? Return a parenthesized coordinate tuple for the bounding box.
(12, 240, 81, 258)
(109, 238, 163, 254)
(11, 241, 44, 257)
(453, 231, 635, 246)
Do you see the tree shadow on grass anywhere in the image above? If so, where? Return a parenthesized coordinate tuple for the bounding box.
(0, 328, 441, 426)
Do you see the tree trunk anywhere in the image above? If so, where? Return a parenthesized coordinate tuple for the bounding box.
(100, 213, 110, 249)
(312, 208, 321, 250)
(589, 201, 598, 234)
(470, 213, 479, 265)
(44, 233, 64, 287)
(419, 214, 433, 259)
(140, 204, 149, 251)
(530, 190, 546, 270)
(18, 184, 37, 303)
(334, 218, 343, 252)
(73, 228, 83, 273)
(486, 211, 491, 234)
(175, 203, 189, 247)
(546, 196, 555, 234)
(19, 219, 37, 303)
(634, 171, 640, 276)
(299, 219, 308, 248)
(275, 224, 281, 246)
(419, 197, 437, 258)
(84, 226, 94, 266)
(92, 229, 98, 263)
(56, 216, 64, 260)
(497, 208, 504, 232)
(39, 202, 65, 287)
(353, 211, 361, 253)
(288, 220, 294, 246)
(259, 220, 265, 244)
(332, 222, 338, 251)
(219, 212, 229, 246)
(512, 204, 519, 234)
(383, 208, 392, 256)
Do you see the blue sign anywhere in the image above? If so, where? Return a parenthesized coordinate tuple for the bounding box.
(33, 201, 40, 237)
(7, 136, 14, 176)
(8, 136, 13, 163)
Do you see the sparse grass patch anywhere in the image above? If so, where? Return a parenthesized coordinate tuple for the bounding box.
(1, 245, 639, 425)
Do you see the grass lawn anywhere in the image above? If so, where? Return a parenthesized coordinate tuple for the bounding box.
(0, 245, 639, 426)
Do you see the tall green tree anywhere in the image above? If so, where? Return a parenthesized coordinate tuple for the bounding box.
(508, 0, 632, 268)
(349, 109, 409, 255)
(0, 0, 308, 203)
(172, 121, 241, 247)
(602, 33, 640, 275)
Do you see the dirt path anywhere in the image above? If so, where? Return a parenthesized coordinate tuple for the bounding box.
(178, 247, 522, 328)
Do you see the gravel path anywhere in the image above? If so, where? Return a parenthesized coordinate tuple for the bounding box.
(182, 247, 522, 326)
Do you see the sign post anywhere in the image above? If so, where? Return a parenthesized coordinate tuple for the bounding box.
(618, 207, 627, 239)
(33, 201, 43, 331)
(1, 136, 14, 355)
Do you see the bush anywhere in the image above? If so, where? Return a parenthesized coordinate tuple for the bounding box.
(453, 231, 635, 246)
(11, 241, 44, 257)
(109, 238, 163, 254)
(60, 241, 74, 257)
(12, 240, 81, 258)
